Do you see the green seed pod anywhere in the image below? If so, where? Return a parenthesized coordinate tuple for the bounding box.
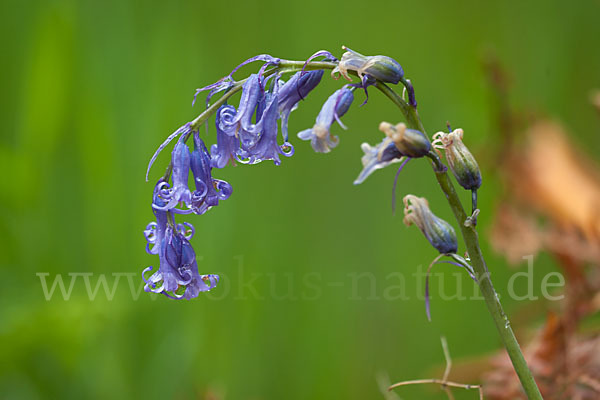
(433, 129, 482, 190)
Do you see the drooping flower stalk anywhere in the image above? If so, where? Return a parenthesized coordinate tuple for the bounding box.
(374, 81, 543, 400)
(141, 47, 542, 400)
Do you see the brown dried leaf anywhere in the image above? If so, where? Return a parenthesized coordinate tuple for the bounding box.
(482, 313, 600, 400)
(507, 121, 600, 242)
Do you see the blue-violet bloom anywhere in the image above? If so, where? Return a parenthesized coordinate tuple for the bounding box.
(221, 74, 263, 151)
(191, 132, 232, 215)
(246, 81, 294, 165)
(152, 137, 197, 214)
(144, 181, 170, 255)
(146, 123, 192, 181)
(277, 70, 324, 141)
(211, 105, 241, 168)
(143, 223, 219, 299)
(298, 87, 354, 153)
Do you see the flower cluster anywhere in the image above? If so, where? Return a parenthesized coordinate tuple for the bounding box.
(143, 49, 412, 299)
(143, 132, 231, 299)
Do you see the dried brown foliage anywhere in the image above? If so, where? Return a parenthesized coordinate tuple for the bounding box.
(475, 60, 600, 399)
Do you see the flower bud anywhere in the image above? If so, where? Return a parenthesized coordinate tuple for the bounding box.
(361, 55, 404, 84)
(332, 47, 404, 84)
(403, 195, 458, 254)
(379, 122, 431, 158)
(433, 129, 481, 190)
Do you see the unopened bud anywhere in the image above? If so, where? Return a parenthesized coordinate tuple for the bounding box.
(403, 195, 458, 254)
(332, 47, 404, 84)
(433, 129, 481, 190)
(379, 122, 430, 158)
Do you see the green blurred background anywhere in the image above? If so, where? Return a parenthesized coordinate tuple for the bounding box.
(1, 0, 599, 399)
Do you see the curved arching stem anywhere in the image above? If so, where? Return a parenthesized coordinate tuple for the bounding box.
(157, 57, 542, 399)
(375, 83, 543, 400)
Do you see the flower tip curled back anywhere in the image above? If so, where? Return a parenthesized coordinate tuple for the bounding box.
(190, 133, 233, 215)
(403, 195, 458, 254)
(246, 82, 292, 165)
(298, 127, 338, 153)
(211, 105, 240, 169)
(151, 138, 196, 214)
(142, 224, 220, 300)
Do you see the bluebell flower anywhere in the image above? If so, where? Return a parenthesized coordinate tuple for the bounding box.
(143, 223, 193, 294)
(143, 223, 219, 299)
(190, 132, 233, 215)
(181, 267, 220, 300)
(146, 123, 192, 181)
(354, 122, 432, 184)
(211, 105, 241, 168)
(277, 70, 323, 141)
(403, 195, 458, 254)
(252, 78, 272, 126)
(244, 81, 295, 165)
(152, 137, 197, 214)
(297, 87, 354, 153)
(220, 74, 263, 151)
(354, 138, 407, 184)
(144, 181, 169, 255)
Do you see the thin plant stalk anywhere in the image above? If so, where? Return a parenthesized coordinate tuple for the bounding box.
(375, 82, 543, 399)
(174, 59, 543, 399)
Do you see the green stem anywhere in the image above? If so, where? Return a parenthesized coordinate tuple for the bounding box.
(375, 83, 543, 399)
(166, 59, 542, 397)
